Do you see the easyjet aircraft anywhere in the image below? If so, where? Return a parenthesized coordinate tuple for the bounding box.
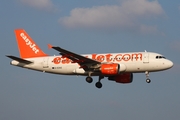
(7, 29, 173, 88)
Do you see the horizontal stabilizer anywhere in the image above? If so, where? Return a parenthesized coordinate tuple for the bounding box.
(6, 55, 33, 64)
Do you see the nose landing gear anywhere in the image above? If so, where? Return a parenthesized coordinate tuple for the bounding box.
(146, 78, 151, 83)
(145, 71, 151, 83)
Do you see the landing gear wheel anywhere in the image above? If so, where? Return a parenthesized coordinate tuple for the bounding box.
(145, 71, 151, 83)
(95, 82, 102, 89)
(86, 77, 93, 83)
(146, 79, 151, 83)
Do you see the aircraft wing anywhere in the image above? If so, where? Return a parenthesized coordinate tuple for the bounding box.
(49, 45, 101, 70)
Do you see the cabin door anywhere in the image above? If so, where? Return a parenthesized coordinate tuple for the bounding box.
(143, 53, 149, 63)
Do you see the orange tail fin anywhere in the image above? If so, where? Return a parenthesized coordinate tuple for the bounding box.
(14, 29, 48, 58)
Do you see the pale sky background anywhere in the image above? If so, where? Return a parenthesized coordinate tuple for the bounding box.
(0, 0, 180, 120)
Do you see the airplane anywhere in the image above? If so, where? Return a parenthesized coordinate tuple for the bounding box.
(6, 29, 173, 88)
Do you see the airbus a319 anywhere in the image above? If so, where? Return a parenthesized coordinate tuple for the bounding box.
(7, 29, 173, 88)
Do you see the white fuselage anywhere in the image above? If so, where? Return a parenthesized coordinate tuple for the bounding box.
(10, 52, 173, 76)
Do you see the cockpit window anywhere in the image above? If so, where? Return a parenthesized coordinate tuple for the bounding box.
(156, 56, 166, 59)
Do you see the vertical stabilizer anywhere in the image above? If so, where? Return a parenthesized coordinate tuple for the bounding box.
(14, 29, 48, 58)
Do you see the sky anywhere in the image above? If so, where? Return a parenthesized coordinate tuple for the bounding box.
(0, 0, 180, 120)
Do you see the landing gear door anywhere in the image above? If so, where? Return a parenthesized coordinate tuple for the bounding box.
(143, 52, 149, 63)
(43, 57, 49, 69)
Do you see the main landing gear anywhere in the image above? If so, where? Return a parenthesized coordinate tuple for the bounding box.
(86, 72, 93, 83)
(145, 71, 151, 83)
(86, 76, 93, 83)
(95, 76, 104, 89)
(85, 76, 104, 89)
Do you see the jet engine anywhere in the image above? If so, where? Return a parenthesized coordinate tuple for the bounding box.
(100, 63, 126, 75)
(108, 73, 133, 83)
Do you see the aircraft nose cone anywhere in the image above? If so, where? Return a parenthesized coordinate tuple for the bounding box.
(167, 60, 173, 68)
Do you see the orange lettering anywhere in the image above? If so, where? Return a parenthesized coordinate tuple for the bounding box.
(97, 55, 105, 62)
(62, 57, 71, 64)
(105, 54, 113, 62)
(114, 54, 122, 62)
(123, 54, 131, 61)
(53, 53, 143, 65)
(132, 53, 142, 61)
(53, 57, 61, 64)
(92, 54, 97, 60)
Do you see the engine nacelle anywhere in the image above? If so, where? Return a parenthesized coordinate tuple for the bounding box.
(101, 63, 119, 75)
(100, 63, 126, 75)
(108, 73, 133, 83)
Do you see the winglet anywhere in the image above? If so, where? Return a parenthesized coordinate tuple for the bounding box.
(48, 44, 53, 49)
